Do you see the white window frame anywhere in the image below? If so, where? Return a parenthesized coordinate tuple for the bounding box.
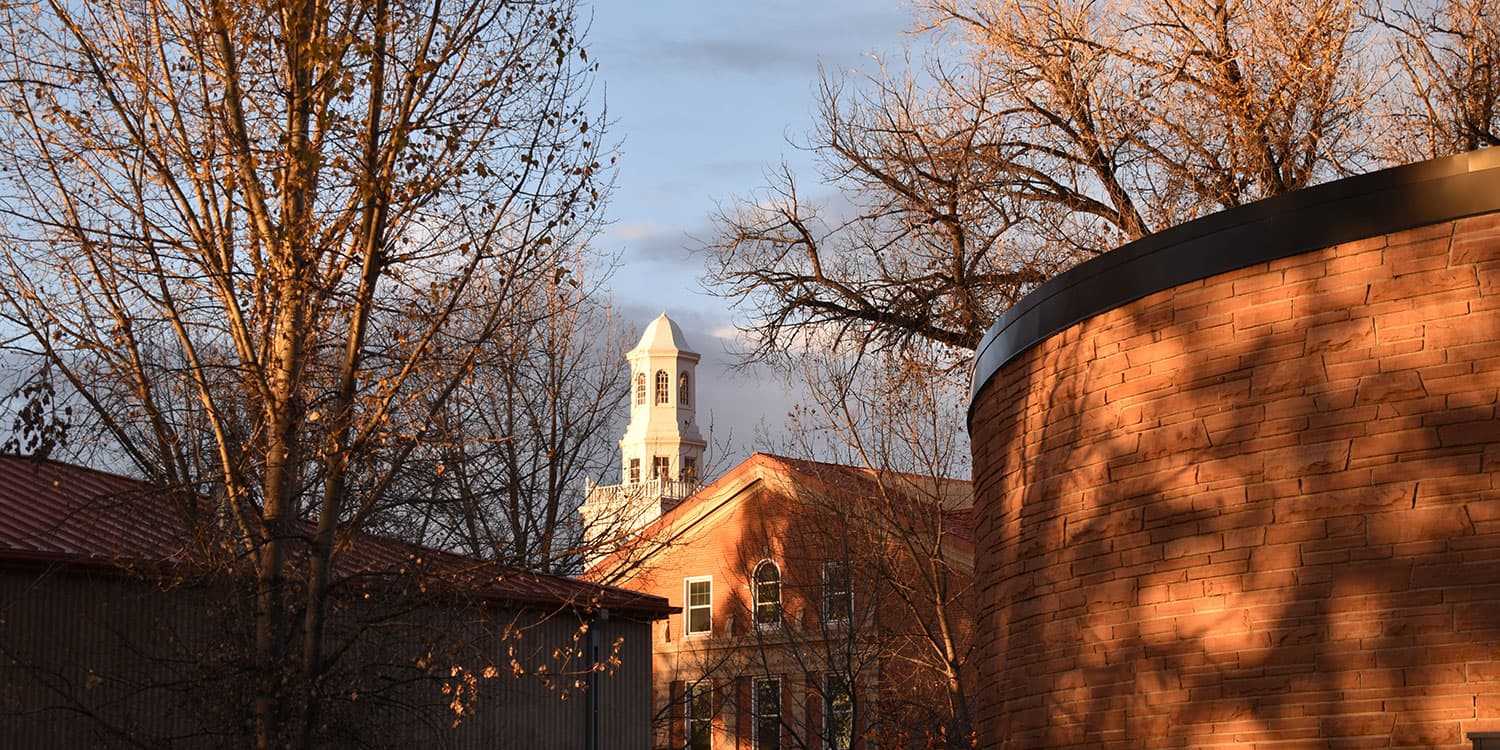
(653, 455, 671, 480)
(655, 369, 670, 404)
(824, 675, 854, 750)
(634, 372, 646, 405)
(685, 576, 712, 636)
(822, 561, 852, 624)
(686, 681, 712, 750)
(679, 372, 690, 405)
(629, 458, 641, 484)
(753, 677, 781, 750)
(752, 560, 781, 629)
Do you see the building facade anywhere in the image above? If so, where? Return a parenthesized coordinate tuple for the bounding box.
(967, 150, 1500, 748)
(0, 456, 670, 749)
(584, 315, 975, 749)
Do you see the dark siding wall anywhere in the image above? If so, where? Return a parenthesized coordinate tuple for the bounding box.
(0, 567, 656, 748)
(0, 567, 229, 746)
(444, 612, 655, 749)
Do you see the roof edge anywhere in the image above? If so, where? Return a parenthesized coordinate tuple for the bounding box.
(967, 149, 1500, 428)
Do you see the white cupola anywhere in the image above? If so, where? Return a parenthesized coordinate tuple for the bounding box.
(618, 312, 706, 485)
(580, 313, 709, 567)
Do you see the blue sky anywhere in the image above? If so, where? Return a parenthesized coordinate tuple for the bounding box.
(586, 1, 915, 467)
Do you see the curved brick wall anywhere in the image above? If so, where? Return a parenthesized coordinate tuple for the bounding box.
(969, 159, 1500, 748)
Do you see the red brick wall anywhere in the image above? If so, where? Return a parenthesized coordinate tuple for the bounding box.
(970, 213, 1500, 748)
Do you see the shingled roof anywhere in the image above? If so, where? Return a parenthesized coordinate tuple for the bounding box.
(0, 455, 671, 618)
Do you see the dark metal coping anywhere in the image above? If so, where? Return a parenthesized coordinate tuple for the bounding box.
(968, 149, 1500, 429)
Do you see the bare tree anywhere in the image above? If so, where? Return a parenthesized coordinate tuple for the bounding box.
(703, 71, 1053, 364)
(405, 267, 630, 573)
(738, 346, 977, 749)
(704, 0, 1373, 362)
(1376, 0, 1500, 159)
(0, 0, 611, 745)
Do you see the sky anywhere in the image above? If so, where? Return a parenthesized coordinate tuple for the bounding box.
(585, 1, 915, 468)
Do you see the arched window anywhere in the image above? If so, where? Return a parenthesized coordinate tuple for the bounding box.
(752, 560, 781, 627)
(655, 369, 670, 405)
(634, 372, 646, 406)
(678, 372, 690, 406)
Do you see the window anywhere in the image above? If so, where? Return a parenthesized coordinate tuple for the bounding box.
(681, 456, 697, 481)
(679, 372, 690, 405)
(655, 369, 670, 404)
(686, 681, 712, 750)
(753, 678, 780, 750)
(685, 577, 712, 635)
(635, 372, 646, 405)
(823, 562, 851, 623)
(752, 560, 781, 628)
(825, 676, 853, 750)
(629, 458, 641, 484)
(653, 455, 671, 480)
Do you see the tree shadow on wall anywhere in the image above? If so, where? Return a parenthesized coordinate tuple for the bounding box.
(979, 217, 1500, 748)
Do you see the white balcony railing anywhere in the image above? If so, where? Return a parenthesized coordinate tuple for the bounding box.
(582, 477, 701, 512)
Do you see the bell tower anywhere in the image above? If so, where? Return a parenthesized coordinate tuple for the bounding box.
(580, 313, 707, 565)
(618, 312, 706, 485)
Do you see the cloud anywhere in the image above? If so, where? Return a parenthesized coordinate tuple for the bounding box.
(610, 223, 694, 264)
(595, 3, 909, 80)
(709, 324, 742, 342)
(656, 39, 816, 77)
(614, 221, 663, 242)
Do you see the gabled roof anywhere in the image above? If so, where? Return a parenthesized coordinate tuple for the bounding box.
(0, 455, 672, 618)
(585, 452, 973, 578)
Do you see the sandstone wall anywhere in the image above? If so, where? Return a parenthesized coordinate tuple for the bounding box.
(970, 209, 1500, 748)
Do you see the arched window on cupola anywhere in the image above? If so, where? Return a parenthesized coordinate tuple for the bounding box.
(679, 372, 690, 406)
(655, 369, 669, 404)
(634, 372, 646, 406)
(752, 560, 781, 628)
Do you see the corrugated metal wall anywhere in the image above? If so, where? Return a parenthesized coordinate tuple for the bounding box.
(0, 566, 655, 748)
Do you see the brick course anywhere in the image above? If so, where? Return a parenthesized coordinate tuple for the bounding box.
(970, 212, 1500, 748)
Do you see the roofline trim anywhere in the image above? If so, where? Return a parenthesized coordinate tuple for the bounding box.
(967, 149, 1500, 428)
(0, 546, 675, 618)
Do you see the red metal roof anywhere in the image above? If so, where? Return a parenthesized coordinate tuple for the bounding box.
(0, 455, 671, 618)
(0, 455, 189, 564)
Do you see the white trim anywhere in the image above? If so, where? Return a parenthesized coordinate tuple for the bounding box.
(752, 677, 781, 750)
(684, 576, 712, 636)
(824, 675, 854, 750)
(685, 680, 713, 750)
(752, 559, 782, 629)
(822, 561, 852, 625)
(654, 369, 670, 404)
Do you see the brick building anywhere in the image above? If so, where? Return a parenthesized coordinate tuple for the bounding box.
(583, 316, 975, 749)
(967, 150, 1500, 748)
